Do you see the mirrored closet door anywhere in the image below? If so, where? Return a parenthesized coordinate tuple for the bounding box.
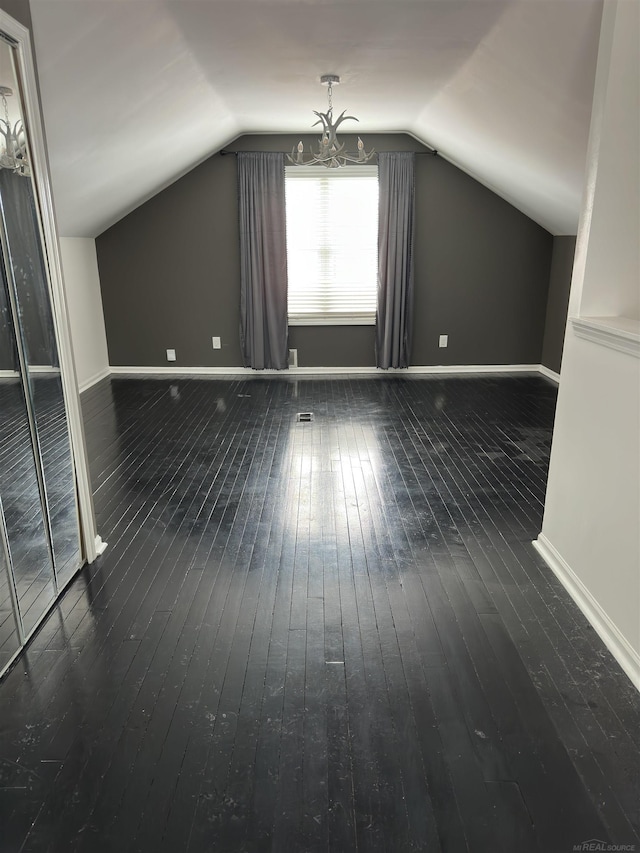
(0, 23, 91, 676)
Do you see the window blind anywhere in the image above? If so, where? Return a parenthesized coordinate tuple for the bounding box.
(285, 165, 379, 325)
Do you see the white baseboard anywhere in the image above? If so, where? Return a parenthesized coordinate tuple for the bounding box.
(1, 367, 60, 377)
(539, 364, 560, 383)
(78, 366, 111, 393)
(402, 364, 542, 375)
(533, 534, 640, 691)
(28, 365, 61, 375)
(108, 363, 545, 378)
(84, 534, 107, 564)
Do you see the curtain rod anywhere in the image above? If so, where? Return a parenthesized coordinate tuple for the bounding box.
(220, 147, 438, 157)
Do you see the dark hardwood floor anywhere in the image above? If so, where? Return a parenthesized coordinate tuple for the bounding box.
(0, 373, 638, 852)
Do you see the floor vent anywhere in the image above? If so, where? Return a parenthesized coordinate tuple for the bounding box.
(296, 412, 313, 423)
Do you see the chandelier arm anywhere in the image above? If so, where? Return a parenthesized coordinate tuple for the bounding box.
(0, 89, 30, 176)
(288, 75, 373, 169)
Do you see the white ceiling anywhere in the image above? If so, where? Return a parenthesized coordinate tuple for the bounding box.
(29, 0, 603, 238)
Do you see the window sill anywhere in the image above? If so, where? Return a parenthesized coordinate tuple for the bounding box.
(288, 315, 375, 327)
(571, 316, 640, 358)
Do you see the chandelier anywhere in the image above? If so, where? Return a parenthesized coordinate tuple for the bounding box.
(288, 75, 375, 168)
(0, 86, 30, 177)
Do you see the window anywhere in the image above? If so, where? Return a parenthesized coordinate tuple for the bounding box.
(285, 165, 378, 325)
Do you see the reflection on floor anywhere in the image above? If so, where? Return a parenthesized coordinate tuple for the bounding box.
(0, 375, 80, 669)
(0, 374, 638, 852)
(30, 373, 82, 582)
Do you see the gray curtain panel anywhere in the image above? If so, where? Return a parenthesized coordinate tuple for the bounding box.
(238, 152, 289, 370)
(376, 151, 415, 369)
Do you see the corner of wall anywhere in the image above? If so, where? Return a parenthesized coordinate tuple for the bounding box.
(540, 235, 577, 374)
(539, 0, 640, 689)
(59, 237, 110, 391)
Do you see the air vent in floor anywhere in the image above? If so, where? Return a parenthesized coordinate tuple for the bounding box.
(296, 412, 314, 423)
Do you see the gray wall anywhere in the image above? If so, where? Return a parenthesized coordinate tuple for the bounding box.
(96, 133, 554, 369)
(0, 0, 31, 29)
(541, 236, 576, 374)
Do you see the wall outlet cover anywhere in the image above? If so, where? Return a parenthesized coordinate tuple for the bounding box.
(439, 335, 448, 348)
(212, 337, 221, 350)
(166, 348, 176, 361)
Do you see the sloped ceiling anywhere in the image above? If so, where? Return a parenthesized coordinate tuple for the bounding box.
(29, 0, 603, 239)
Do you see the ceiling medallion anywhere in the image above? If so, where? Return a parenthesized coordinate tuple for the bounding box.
(288, 74, 375, 169)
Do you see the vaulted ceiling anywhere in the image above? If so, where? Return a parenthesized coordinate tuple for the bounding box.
(30, 0, 603, 239)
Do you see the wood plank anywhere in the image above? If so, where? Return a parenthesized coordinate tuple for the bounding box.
(0, 374, 637, 853)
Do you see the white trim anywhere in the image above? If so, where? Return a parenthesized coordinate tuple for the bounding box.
(288, 315, 375, 326)
(539, 364, 561, 383)
(78, 366, 111, 393)
(533, 535, 640, 691)
(400, 364, 542, 375)
(94, 535, 107, 556)
(571, 316, 640, 358)
(109, 366, 264, 376)
(1, 366, 62, 377)
(27, 365, 61, 375)
(0, 9, 100, 563)
(108, 363, 544, 378)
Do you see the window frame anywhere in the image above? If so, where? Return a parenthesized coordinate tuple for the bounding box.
(285, 164, 379, 327)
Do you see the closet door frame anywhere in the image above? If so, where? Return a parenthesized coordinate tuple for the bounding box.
(0, 10, 103, 565)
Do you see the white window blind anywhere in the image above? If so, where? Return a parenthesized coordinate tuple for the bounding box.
(285, 165, 378, 325)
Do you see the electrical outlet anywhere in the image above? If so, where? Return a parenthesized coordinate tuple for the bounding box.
(439, 335, 448, 348)
(288, 348, 298, 368)
(166, 348, 176, 361)
(212, 336, 221, 350)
